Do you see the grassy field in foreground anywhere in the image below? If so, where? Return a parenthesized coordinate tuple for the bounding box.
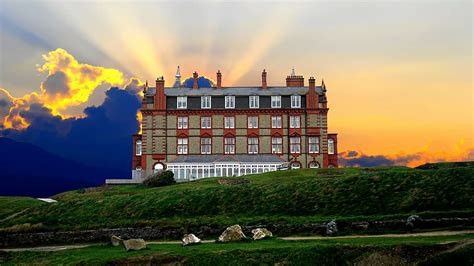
(0, 162, 473, 233)
(0, 197, 45, 221)
(1, 234, 473, 265)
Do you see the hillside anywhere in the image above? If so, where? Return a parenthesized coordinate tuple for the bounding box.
(1, 162, 472, 233)
(0, 137, 127, 197)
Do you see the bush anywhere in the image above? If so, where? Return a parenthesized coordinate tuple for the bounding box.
(143, 171, 176, 187)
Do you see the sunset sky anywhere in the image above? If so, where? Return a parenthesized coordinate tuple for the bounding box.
(0, 0, 472, 166)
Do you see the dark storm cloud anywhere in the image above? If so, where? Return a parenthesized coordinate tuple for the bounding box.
(1, 87, 141, 174)
(41, 71, 70, 96)
(339, 153, 395, 167)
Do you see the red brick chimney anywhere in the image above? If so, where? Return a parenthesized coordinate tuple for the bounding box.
(286, 68, 304, 87)
(154, 76, 166, 110)
(217, 70, 222, 89)
(262, 69, 267, 89)
(193, 71, 198, 90)
(306, 76, 319, 109)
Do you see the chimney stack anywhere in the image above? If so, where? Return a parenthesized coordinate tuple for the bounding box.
(193, 71, 198, 90)
(154, 76, 166, 110)
(286, 67, 304, 87)
(217, 70, 222, 89)
(262, 69, 267, 89)
(306, 76, 318, 109)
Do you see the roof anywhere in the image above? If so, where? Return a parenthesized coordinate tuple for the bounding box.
(168, 154, 288, 164)
(145, 86, 325, 97)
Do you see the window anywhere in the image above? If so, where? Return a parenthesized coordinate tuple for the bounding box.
(290, 162, 301, 169)
(308, 136, 320, 153)
(249, 96, 259, 108)
(271, 116, 282, 128)
(224, 137, 235, 154)
(248, 137, 259, 154)
(201, 96, 211, 109)
(248, 116, 258, 128)
(290, 136, 301, 154)
(201, 116, 212, 129)
(291, 95, 301, 108)
(272, 137, 283, 154)
(290, 116, 300, 128)
(177, 138, 188, 155)
(177, 117, 188, 129)
(309, 162, 320, 168)
(201, 137, 212, 154)
(177, 96, 187, 109)
(135, 140, 142, 156)
(271, 96, 281, 108)
(225, 96, 235, 109)
(328, 139, 335, 155)
(224, 117, 235, 129)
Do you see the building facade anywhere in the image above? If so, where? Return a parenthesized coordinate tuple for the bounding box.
(132, 68, 338, 180)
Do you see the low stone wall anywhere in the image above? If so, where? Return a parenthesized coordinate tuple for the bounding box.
(0, 217, 472, 247)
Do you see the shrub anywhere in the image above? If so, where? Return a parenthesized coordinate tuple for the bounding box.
(143, 171, 176, 187)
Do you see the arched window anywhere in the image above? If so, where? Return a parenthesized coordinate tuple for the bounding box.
(135, 140, 142, 156)
(328, 165, 335, 168)
(154, 163, 164, 173)
(135, 166, 142, 171)
(290, 162, 301, 169)
(309, 162, 320, 169)
(328, 139, 335, 155)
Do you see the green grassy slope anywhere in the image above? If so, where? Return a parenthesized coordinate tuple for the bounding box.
(0, 197, 45, 221)
(1, 234, 473, 265)
(0, 163, 473, 232)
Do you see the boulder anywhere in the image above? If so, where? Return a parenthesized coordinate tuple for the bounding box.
(111, 235, 123, 246)
(218, 224, 247, 242)
(251, 228, 272, 240)
(326, 220, 338, 236)
(122, 239, 147, 251)
(406, 215, 422, 229)
(182, 233, 201, 246)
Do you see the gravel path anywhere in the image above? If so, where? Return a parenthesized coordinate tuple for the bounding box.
(1, 230, 473, 252)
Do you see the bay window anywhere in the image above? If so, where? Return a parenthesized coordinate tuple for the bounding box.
(328, 139, 335, 155)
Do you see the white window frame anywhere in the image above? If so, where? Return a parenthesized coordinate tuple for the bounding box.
(201, 116, 212, 129)
(249, 96, 259, 108)
(291, 95, 301, 108)
(309, 162, 320, 168)
(308, 136, 320, 153)
(135, 140, 142, 156)
(248, 137, 259, 154)
(290, 136, 301, 154)
(201, 96, 212, 109)
(177, 117, 188, 129)
(289, 115, 300, 128)
(177, 96, 187, 109)
(328, 139, 335, 155)
(271, 96, 281, 108)
(248, 116, 258, 128)
(177, 138, 188, 155)
(271, 137, 283, 154)
(224, 116, 235, 129)
(201, 137, 212, 154)
(271, 116, 282, 129)
(225, 96, 235, 109)
(224, 137, 236, 154)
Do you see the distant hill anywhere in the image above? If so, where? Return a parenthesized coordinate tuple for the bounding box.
(0, 137, 127, 197)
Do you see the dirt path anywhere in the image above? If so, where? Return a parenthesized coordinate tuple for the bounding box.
(1, 230, 473, 252)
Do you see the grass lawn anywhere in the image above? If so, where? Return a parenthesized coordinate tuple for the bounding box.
(0, 197, 45, 221)
(0, 163, 473, 233)
(1, 234, 473, 265)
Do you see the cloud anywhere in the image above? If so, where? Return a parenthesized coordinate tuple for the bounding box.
(339, 146, 474, 168)
(0, 48, 144, 173)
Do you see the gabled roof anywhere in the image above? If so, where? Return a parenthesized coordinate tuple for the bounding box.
(168, 154, 288, 164)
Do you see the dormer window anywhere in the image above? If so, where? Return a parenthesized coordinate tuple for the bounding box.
(177, 96, 187, 109)
(271, 96, 281, 108)
(225, 96, 235, 109)
(249, 96, 259, 108)
(291, 95, 301, 108)
(201, 96, 212, 109)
